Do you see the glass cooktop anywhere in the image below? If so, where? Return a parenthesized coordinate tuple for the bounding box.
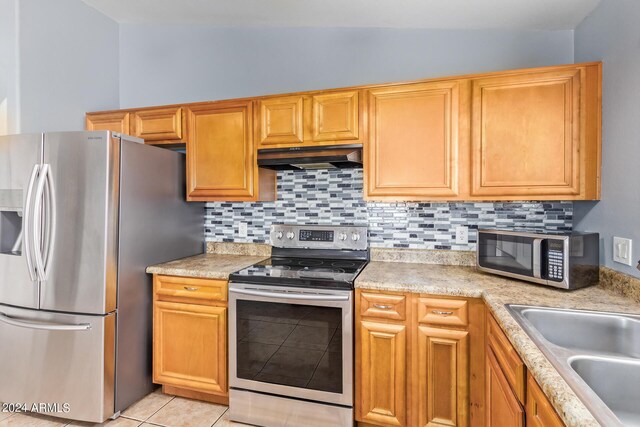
(229, 257, 368, 290)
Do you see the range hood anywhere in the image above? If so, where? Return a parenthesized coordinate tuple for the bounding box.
(258, 144, 363, 170)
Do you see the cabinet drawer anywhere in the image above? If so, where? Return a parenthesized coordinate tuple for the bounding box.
(359, 291, 406, 321)
(526, 373, 565, 427)
(132, 107, 185, 143)
(487, 314, 526, 403)
(154, 275, 227, 305)
(417, 297, 468, 327)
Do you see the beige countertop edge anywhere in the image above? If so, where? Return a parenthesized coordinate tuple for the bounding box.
(355, 278, 621, 427)
(145, 254, 268, 280)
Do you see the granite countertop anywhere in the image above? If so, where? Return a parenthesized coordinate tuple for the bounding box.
(146, 253, 267, 280)
(356, 262, 640, 427)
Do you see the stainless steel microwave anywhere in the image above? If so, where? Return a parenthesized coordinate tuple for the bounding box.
(477, 229, 599, 290)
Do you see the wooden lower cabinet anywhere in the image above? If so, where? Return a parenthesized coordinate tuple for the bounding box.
(525, 373, 564, 427)
(356, 290, 484, 427)
(358, 320, 407, 426)
(153, 275, 229, 404)
(486, 348, 524, 427)
(485, 313, 565, 427)
(417, 326, 469, 427)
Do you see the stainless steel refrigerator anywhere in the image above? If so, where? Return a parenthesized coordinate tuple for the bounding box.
(0, 131, 202, 422)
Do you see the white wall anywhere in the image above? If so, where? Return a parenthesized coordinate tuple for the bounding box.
(17, 0, 120, 133)
(573, 0, 640, 277)
(0, 0, 19, 135)
(119, 25, 574, 108)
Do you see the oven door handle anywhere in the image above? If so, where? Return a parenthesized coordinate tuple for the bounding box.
(229, 287, 350, 301)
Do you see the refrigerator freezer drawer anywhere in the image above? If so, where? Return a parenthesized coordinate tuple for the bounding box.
(0, 305, 115, 423)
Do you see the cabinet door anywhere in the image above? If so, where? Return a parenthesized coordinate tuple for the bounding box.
(258, 96, 304, 146)
(186, 101, 256, 201)
(417, 326, 469, 427)
(486, 348, 524, 427)
(357, 320, 407, 427)
(471, 69, 582, 198)
(85, 112, 130, 134)
(153, 301, 227, 395)
(526, 373, 565, 427)
(366, 80, 468, 200)
(312, 91, 359, 142)
(132, 106, 185, 144)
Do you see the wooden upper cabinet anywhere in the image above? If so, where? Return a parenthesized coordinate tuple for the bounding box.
(258, 96, 304, 146)
(186, 100, 270, 201)
(85, 111, 130, 134)
(132, 106, 185, 144)
(257, 90, 361, 148)
(471, 65, 600, 199)
(312, 91, 359, 142)
(365, 80, 469, 200)
(417, 326, 469, 427)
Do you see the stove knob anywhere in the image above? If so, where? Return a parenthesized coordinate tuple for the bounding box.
(276, 231, 284, 240)
(286, 231, 295, 240)
(339, 232, 348, 241)
(351, 232, 361, 241)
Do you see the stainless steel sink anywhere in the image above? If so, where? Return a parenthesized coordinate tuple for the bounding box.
(517, 307, 640, 358)
(507, 305, 640, 427)
(569, 356, 640, 426)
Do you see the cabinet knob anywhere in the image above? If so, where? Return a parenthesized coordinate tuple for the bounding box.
(373, 304, 393, 310)
(184, 287, 199, 292)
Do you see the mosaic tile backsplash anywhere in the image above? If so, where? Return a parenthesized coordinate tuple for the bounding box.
(205, 169, 573, 250)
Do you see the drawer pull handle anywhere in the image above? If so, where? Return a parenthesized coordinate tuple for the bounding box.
(184, 286, 199, 292)
(432, 310, 454, 316)
(373, 304, 393, 310)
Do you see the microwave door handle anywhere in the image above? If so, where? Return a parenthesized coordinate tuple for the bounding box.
(533, 238, 543, 279)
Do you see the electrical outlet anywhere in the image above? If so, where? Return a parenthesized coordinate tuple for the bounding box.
(613, 236, 633, 266)
(238, 222, 248, 238)
(455, 226, 469, 244)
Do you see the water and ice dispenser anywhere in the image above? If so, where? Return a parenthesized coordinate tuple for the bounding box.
(0, 190, 23, 255)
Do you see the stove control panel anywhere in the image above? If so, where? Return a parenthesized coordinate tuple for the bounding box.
(270, 224, 368, 251)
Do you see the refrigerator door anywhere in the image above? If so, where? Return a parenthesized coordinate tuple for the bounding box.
(0, 134, 42, 309)
(39, 131, 120, 314)
(0, 305, 115, 423)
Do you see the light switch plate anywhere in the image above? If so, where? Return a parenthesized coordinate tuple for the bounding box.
(613, 236, 633, 266)
(238, 222, 248, 238)
(455, 226, 469, 244)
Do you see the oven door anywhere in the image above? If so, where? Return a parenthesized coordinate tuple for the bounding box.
(229, 283, 353, 407)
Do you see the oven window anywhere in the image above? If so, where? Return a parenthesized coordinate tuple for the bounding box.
(236, 300, 343, 394)
(478, 233, 535, 277)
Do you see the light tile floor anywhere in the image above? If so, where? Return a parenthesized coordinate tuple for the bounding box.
(0, 390, 249, 427)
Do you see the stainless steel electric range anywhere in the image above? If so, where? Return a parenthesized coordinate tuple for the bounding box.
(228, 224, 368, 427)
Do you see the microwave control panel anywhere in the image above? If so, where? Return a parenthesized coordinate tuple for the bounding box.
(547, 240, 565, 281)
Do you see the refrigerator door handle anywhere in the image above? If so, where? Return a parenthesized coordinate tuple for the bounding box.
(32, 164, 49, 281)
(23, 164, 40, 282)
(0, 312, 92, 331)
(41, 164, 56, 277)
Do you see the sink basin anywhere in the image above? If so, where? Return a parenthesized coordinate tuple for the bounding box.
(569, 356, 640, 426)
(518, 307, 640, 358)
(507, 304, 640, 427)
